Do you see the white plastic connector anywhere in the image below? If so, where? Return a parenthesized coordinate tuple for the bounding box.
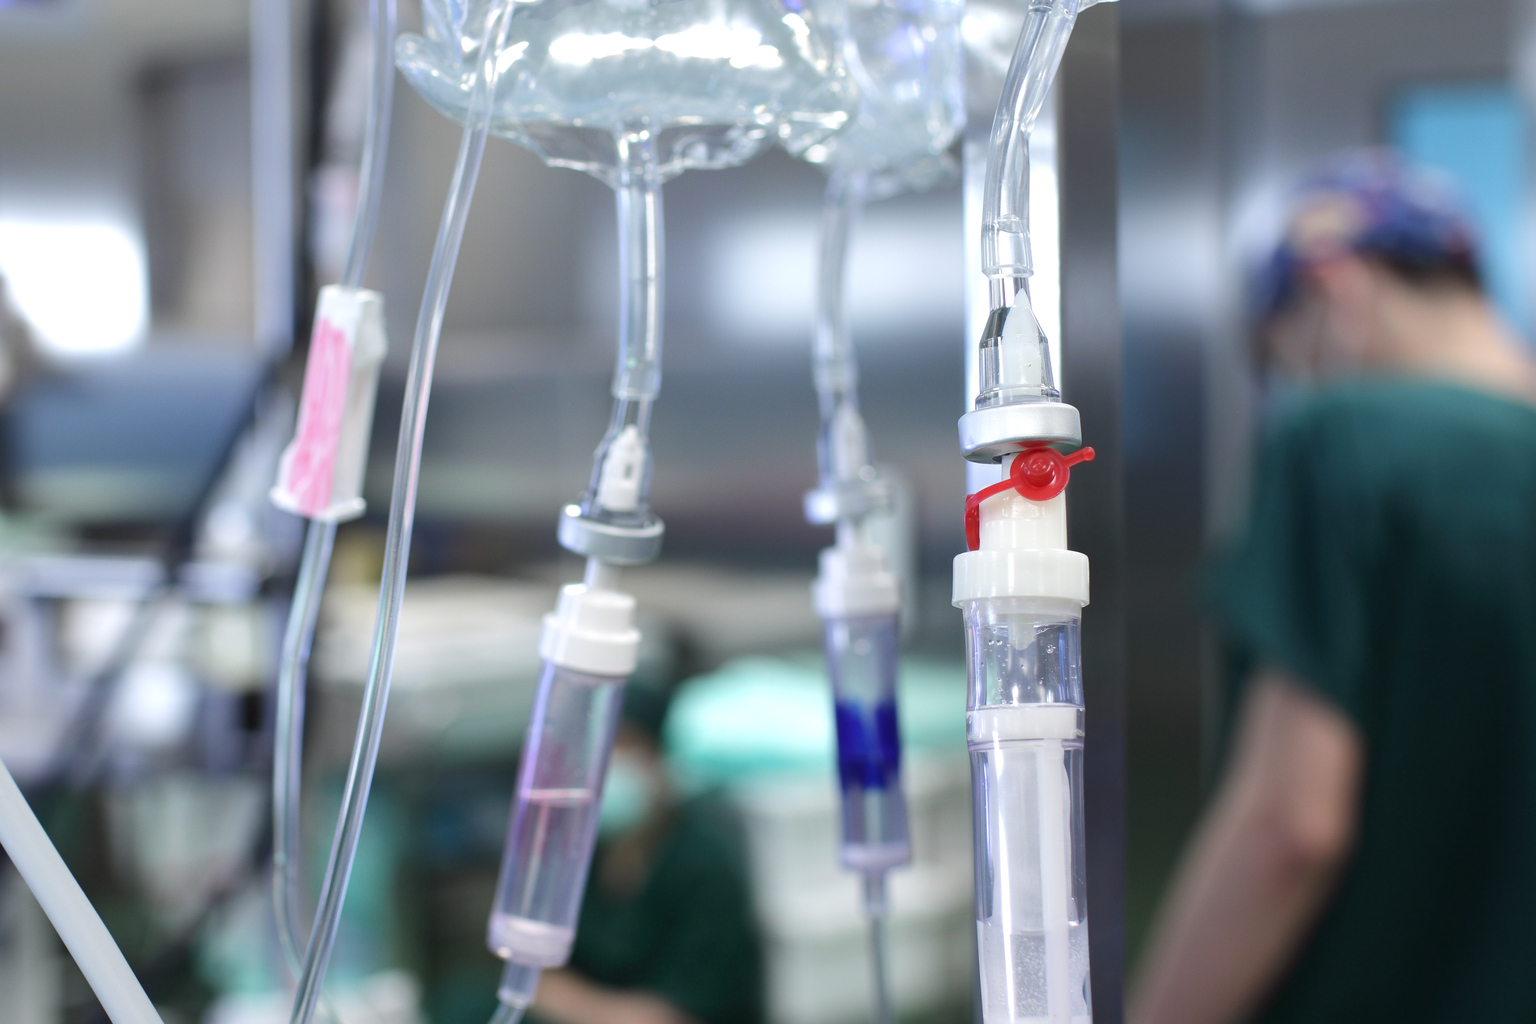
(595, 425, 647, 514)
(271, 285, 388, 522)
(537, 583, 641, 678)
(813, 540, 900, 619)
(829, 405, 869, 483)
(953, 455, 1089, 608)
(1000, 299, 1044, 391)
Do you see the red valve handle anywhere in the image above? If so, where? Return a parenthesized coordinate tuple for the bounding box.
(964, 445, 1095, 551)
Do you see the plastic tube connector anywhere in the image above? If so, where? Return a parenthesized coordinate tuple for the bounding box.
(963, 445, 1094, 550)
(595, 424, 647, 514)
(813, 541, 901, 619)
(537, 583, 641, 677)
(954, 449, 1091, 609)
(271, 285, 388, 522)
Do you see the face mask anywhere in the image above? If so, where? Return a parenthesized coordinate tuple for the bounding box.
(599, 751, 655, 838)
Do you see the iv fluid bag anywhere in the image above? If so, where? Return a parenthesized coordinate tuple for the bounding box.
(800, 0, 964, 197)
(397, 0, 857, 183)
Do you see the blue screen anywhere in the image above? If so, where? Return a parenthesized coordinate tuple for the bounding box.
(1390, 82, 1529, 334)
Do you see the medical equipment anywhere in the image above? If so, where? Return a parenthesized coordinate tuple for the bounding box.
(272, 5, 539, 1024)
(259, 0, 398, 1017)
(955, 2, 1110, 1021)
(795, 0, 962, 1018)
(0, 759, 162, 1024)
(397, 4, 853, 1021)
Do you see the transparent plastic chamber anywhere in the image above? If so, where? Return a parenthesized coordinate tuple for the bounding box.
(965, 598, 1088, 1024)
(488, 662, 624, 967)
(824, 613, 908, 871)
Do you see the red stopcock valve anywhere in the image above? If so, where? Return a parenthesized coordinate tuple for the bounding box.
(964, 445, 1095, 551)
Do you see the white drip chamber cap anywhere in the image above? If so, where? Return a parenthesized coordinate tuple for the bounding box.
(538, 583, 640, 677)
(813, 542, 900, 619)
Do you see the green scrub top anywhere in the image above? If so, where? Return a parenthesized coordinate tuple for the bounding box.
(1208, 379, 1536, 1023)
(565, 793, 763, 1024)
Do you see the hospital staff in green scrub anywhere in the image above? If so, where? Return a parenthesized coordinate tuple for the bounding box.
(1132, 151, 1536, 1024)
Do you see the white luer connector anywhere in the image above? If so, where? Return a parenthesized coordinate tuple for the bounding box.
(537, 582, 641, 678)
(595, 424, 648, 514)
(953, 454, 1089, 609)
(814, 538, 900, 620)
(271, 285, 388, 522)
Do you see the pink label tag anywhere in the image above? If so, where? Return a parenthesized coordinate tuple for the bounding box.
(280, 313, 355, 518)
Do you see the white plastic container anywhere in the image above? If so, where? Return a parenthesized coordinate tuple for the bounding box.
(954, 476, 1091, 1024)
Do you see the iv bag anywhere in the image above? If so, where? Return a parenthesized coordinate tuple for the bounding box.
(799, 0, 964, 198)
(397, 0, 858, 184)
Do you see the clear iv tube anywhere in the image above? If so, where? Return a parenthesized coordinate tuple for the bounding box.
(866, 874, 894, 1024)
(814, 171, 870, 488)
(340, 0, 397, 291)
(273, 519, 337, 978)
(980, 0, 1078, 304)
(270, 0, 396, 992)
(585, 130, 664, 520)
(287, 4, 517, 1023)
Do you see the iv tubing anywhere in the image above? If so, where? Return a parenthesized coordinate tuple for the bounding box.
(340, 0, 398, 292)
(980, 0, 1077, 303)
(865, 872, 894, 1024)
(612, 131, 663, 405)
(287, 3, 516, 1022)
(0, 756, 162, 1024)
(272, 518, 337, 978)
(585, 130, 664, 515)
(271, 0, 396, 987)
(488, 1005, 526, 1024)
(813, 171, 870, 486)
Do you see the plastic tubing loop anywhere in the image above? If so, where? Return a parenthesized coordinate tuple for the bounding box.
(272, 0, 396, 988)
(0, 756, 163, 1024)
(980, 0, 1078, 308)
(272, 518, 337, 978)
(286, 4, 518, 1024)
(813, 170, 872, 490)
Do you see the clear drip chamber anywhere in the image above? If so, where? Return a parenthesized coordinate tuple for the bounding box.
(965, 597, 1090, 1024)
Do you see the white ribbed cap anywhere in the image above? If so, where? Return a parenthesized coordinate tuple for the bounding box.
(813, 542, 900, 618)
(537, 583, 640, 677)
(952, 548, 1089, 606)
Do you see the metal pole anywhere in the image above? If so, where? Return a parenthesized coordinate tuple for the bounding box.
(1057, 6, 1125, 1021)
(251, 0, 298, 359)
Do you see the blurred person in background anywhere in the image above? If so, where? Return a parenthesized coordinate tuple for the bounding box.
(1130, 150, 1536, 1024)
(530, 677, 763, 1024)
